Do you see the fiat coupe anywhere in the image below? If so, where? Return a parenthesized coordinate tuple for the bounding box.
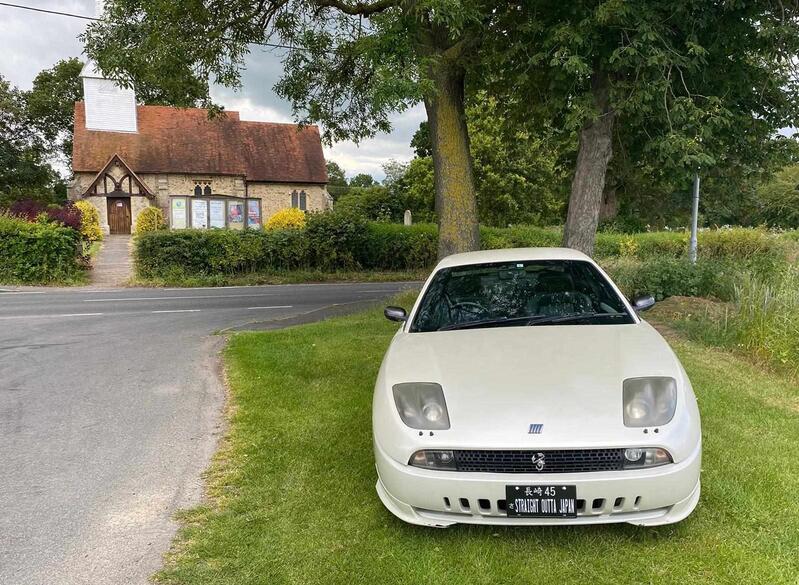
(372, 248, 701, 527)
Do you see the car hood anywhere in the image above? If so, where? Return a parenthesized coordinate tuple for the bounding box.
(381, 321, 684, 448)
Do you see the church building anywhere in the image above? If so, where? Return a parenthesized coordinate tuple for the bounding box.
(68, 62, 330, 234)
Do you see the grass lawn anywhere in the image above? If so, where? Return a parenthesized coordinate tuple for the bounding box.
(155, 294, 799, 584)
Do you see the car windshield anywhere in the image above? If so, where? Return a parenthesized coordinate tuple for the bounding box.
(410, 260, 634, 332)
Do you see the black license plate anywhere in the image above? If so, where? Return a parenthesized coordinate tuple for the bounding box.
(505, 484, 577, 518)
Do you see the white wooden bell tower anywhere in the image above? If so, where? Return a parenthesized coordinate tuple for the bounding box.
(80, 0, 137, 133)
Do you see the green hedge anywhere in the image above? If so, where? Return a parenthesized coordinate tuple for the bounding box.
(602, 257, 740, 301)
(0, 214, 83, 284)
(134, 213, 794, 287)
(481, 225, 789, 262)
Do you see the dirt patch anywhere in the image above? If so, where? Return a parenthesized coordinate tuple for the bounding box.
(646, 295, 731, 336)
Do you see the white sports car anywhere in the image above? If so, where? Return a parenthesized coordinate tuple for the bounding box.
(373, 248, 701, 527)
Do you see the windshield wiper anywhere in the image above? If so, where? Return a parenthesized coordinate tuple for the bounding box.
(526, 312, 628, 326)
(438, 315, 536, 331)
(438, 312, 628, 332)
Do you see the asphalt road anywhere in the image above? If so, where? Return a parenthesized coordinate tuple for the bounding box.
(0, 282, 415, 585)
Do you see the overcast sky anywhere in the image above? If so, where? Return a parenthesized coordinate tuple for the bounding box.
(0, 0, 423, 179)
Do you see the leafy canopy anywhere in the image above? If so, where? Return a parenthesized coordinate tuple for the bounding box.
(83, 0, 498, 143)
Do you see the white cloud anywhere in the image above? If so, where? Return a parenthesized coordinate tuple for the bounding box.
(324, 104, 426, 178)
(0, 1, 93, 89)
(212, 93, 293, 125)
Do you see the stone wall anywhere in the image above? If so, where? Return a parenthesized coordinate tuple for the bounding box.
(69, 171, 330, 230)
(246, 183, 331, 220)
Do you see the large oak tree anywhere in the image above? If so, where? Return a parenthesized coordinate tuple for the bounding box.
(488, 1, 799, 254)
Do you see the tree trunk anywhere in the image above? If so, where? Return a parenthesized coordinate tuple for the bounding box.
(424, 62, 480, 259)
(562, 71, 615, 255)
(599, 182, 618, 222)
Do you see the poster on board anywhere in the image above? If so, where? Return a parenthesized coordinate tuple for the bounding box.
(247, 200, 261, 229)
(228, 200, 244, 230)
(209, 200, 225, 228)
(191, 199, 208, 229)
(171, 198, 187, 229)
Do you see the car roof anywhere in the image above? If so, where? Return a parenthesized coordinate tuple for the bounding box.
(435, 247, 593, 270)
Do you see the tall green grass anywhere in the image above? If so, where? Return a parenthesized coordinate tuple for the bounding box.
(678, 265, 799, 376)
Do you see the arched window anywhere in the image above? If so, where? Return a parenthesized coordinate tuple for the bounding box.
(204, 185, 212, 196)
(194, 185, 202, 197)
(291, 190, 299, 208)
(299, 190, 307, 211)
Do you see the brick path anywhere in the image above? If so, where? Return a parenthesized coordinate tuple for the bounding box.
(90, 235, 133, 287)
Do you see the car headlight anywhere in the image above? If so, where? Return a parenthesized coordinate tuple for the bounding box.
(622, 447, 672, 469)
(623, 377, 677, 427)
(392, 382, 450, 430)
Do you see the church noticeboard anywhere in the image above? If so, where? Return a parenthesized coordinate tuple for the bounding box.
(209, 200, 225, 228)
(191, 199, 208, 229)
(228, 200, 244, 230)
(171, 198, 187, 229)
(247, 199, 261, 229)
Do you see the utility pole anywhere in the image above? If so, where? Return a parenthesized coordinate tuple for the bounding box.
(689, 172, 700, 264)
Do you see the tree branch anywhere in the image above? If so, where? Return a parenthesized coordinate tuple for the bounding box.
(313, 0, 399, 17)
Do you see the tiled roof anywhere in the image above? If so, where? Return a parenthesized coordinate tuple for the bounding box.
(72, 103, 328, 184)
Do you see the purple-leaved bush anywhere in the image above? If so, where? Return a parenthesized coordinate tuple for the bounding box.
(7, 200, 82, 231)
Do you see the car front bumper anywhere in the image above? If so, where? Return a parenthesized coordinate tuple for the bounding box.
(374, 439, 701, 527)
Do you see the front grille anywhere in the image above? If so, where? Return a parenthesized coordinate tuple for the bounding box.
(452, 449, 624, 473)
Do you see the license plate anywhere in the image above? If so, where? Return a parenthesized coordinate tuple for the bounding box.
(505, 484, 577, 518)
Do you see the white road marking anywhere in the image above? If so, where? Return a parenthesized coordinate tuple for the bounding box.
(151, 309, 201, 314)
(60, 313, 104, 317)
(0, 312, 105, 320)
(246, 305, 293, 310)
(84, 293, 278, 302)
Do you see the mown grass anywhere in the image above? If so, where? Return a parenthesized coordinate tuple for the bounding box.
(155, 295, 799, 585)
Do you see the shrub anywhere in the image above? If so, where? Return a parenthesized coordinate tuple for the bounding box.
(8, 199, 82, 230)
(304, 211, 368, 270)
(335, 186, 404, 222)
(266, 208, 306, 230)
(134, 206, 166, 234)
(696, 227, 784, 261)
(0, 212, 83, 283)
(359, 223, 438, 269)
(602, 257, 739, 301)
(618, 235, 639, 258)
(132, 216, 793, 292)
(74, 200, 103, 241)
(480, 225, 562, 249)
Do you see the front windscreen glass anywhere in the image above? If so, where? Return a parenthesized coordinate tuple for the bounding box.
(410, 260, 634, 332)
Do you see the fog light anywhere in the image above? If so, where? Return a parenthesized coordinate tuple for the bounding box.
(624, 448, 644, 462)
(622, 447, 672, 469)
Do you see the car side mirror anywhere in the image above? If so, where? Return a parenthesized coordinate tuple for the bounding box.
(631, 294, 656, 312)
(384, 306, 408, 322)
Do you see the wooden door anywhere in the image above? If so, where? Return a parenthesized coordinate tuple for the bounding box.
(107, 197, 131, 234)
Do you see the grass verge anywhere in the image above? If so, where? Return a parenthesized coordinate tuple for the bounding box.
(132, 269, 429, 287)
(155, 295, 799, 584)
